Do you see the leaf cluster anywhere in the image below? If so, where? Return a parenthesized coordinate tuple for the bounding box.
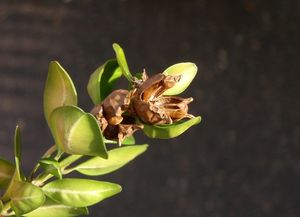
(0, 43, 201, 217)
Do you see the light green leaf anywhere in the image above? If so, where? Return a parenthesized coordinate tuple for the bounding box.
(87, 59, 122, 104)
(104, 135, 136, 145)
(44, 61, 77, 127)
(122, 136, 136, 145)
(14, 126, 22, 181)
(50, 106, 107, 158)
(163, 62, 197, 95)
(39, 158, 62, 179)
(9, 181, 45, 216)
(143, 116, 201, 139)
(0, 158, 14, 189)
(24, 197, 88, 217)
(43, 178, 121, 207)
(112, 43, 133, 82)
(74, 144, 148, 176)
(2, 170, 18, 201)
(0, 199, 3, 213)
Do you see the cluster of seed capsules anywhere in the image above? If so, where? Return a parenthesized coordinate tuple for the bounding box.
(91, 71, 194, 144)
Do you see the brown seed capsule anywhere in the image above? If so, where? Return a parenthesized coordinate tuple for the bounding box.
(101, 89, 129, 125)
(131, 72, 193, 125)
(90, 104, 108, 131)
(91, 89, 142, 144)
(156, 96, 194, 122)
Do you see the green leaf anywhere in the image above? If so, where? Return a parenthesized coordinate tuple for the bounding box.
(104, 135, 136, 145)
(9, 181, 45, 216)
(39, 158, 62, 179)
(43, 178, 121, 207)
(163, 62, 198, 95)
(50, 106, 108, 158)
(143, 116, 201, 139)
(122, 136, 136, 145)
(44, 61, 77, 127)
(112, 43, 133, 82)
(87, 59, 122, 104)
(2, 170, 18, 201)
(14, 126, 22, 181)
(24, 198, 88, 217)
(0, 199, 3, 213)
(0, 158, 14, 188)
(74, 144, 148, 176)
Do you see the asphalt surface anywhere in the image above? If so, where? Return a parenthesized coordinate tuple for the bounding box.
(0, 1, 299, 217)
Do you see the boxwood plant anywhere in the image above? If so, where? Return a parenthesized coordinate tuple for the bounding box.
(0, 44, 201, 217)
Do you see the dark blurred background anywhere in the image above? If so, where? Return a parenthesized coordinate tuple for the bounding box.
(0, 0, 299, 217)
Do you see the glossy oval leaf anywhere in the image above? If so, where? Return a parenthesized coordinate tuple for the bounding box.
(39, 158, 62, 179)
(87, 59, 122, 104)
(112, 43, 133, 82)
(10, 181, 45, 216)
(0, 158, 14, 189)
(163, 62, 197, 95)
(50, 106, 107, 158)
(43, 178, 121, 207)
(143, 116, 201, 139)
(44, 61, 77, 127)
(74, 144, 148, 176)
(24, 198, 88, 217)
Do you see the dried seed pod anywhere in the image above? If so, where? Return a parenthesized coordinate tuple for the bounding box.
(101, 89, 129, 125)
(117, 123, 143, 145)
(91, 89, 143, 144)
(156, 96, 194, 122)
(131, 72, 193, 125)
(90, 104, 108, 131)
(102, 116, 143, 145)
(136, 73, 180, 101)
(133, 100, 170, 124)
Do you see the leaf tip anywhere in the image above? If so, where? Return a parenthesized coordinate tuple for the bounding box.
(49, 60, 60, 65)
(115, 184, 122, 194)
(195, 116, 202, 125)
(112, 43, 121, 50)
(140, 144, 149, 152)
(101, 152, 109, 160)
(15, 125, 20, 132)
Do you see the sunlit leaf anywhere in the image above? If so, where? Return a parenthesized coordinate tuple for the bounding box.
(14, 126, 22, 182)
(112, 43, 133, 82)
(104, 135, 136, 145)
(0, 199, 3, 213)
(122, 136, 136, 145)
(163, 62, 197, 95)
(50, 106, 107, 158)
(39, 158, 62, 179)
(0, 158, 14, 189)
(1, 170, 18, 201)
(74, 144, 148, 176)
(43, 178, 121, 207)
(9, 181, 45, 216)
(143, 116, 201, 139)
(44, 61, 77, 127)
(87, 59, 122, 104)
(24, 197, 88, 217)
